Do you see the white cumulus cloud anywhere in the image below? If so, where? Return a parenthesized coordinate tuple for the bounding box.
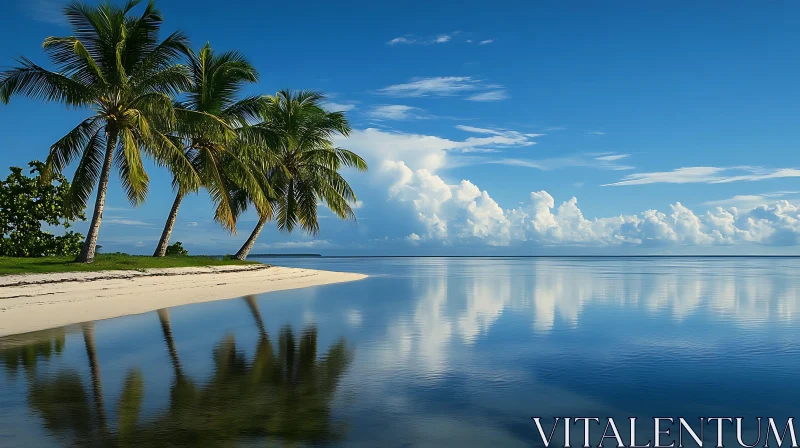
(337, 127, 800, 249)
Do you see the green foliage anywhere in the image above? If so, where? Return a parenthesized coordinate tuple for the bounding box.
(0, 161, 86, 257)
(165, 241, 188, 256)
(0, 3, 368, 263)
(0, 0, 200, 262)
(244, 90, 368, 234)
(171, 43, 265, 233)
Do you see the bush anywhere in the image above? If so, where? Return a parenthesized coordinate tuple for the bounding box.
(165, 242, 188, 256)
(0, 161, 85, 257)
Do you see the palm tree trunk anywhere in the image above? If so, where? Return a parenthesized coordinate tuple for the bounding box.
(81, 323, 107, 430)
(234, 217, 266, 260)
(157, 308, 184, 378)
(153, 192, 184, 257)
(244, 295, 267, 339)
(77, 128, 118, 263)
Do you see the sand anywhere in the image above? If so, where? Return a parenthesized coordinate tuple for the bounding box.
(0, 265, 367, 337)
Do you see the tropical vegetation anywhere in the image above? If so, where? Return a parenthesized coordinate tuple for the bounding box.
(232, 90, 367, 260)
(0, 161, 85, 257)
(0, 0, 366, 265)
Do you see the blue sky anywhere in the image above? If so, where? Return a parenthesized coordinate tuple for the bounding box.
(2, 0, 800, 255)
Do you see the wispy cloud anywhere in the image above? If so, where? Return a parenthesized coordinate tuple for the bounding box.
(479, 39, 494, 45)
(587, 130, 606, 135)
(321, 101, 356, 112)
(378, 76, 508, 101)
(703, 191, 800, 209)
(595, 154, 630, 162)
(368, 104, 428, 120)
(456, 125, 543, 138)
(378, 76, 480, 97)
(467, 90, 509, 102)
(490, 153, 634, 171)
(388, 37, 414, 45)
(387, 32, 457, 45)
(604, 166, 800, 187)
(454, 125, 540, 151)
(105, 218, 150, 226)
(338, 126, 541, 171)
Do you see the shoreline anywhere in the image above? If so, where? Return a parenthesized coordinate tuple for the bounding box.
(0, 265, 367, 338)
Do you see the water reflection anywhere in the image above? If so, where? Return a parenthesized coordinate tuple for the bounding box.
(384, 259, 800, 347)
(3, 258, 800, 447)
(0, 327, 69, 380)
(1, 296, 352, 447)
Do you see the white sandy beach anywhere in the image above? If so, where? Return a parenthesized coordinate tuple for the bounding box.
(0, 265, 366, 337)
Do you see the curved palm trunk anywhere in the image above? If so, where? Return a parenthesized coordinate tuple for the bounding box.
(157, 309, 184, 378)
(81, 323, 107, 430)
(244, 295, 267, 339)
(234, 217, 266, 260)
(153, 192, 184, 257)
(77, 129, 118, 263)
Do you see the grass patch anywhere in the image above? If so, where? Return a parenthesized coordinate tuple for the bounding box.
(0, 254, 257, 276)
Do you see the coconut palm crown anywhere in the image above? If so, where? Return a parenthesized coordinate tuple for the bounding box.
(152, 43, 269, 256)
(233, 90, 368, 260)
(0, 0, 196, 262)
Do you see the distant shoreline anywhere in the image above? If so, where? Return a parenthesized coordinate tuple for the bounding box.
(241, 254, 322, 258)
(0, 265, 366, 338)
(306, 255, 800, 258)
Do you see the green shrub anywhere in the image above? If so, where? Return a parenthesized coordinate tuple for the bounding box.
(0, 161, 85, 257)
(165, 242, 188, 256)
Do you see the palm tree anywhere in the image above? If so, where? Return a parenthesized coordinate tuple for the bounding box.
(233, 90, 368, 260)
(0, 0, 196, 262)
(153, 43, 267, 257)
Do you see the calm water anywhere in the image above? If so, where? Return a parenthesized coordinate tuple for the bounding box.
(1, 257, 799, 447)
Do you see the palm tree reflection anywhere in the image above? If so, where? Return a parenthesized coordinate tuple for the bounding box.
(21, 323, 121, 447)
(0, 327, 67, 380)
(12, 303, 353, 446)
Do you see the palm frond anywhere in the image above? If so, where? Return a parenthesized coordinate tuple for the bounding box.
(46, 116, 104, 177)
(115, 128, 149, 205)
(222, 95, 267, 127)
(0, 58, 92, 106)
(132, 64, 191, 97)
(68, 129, 106, 213)
(133, 30, 190, 78)
(143, 131, 200, 194)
